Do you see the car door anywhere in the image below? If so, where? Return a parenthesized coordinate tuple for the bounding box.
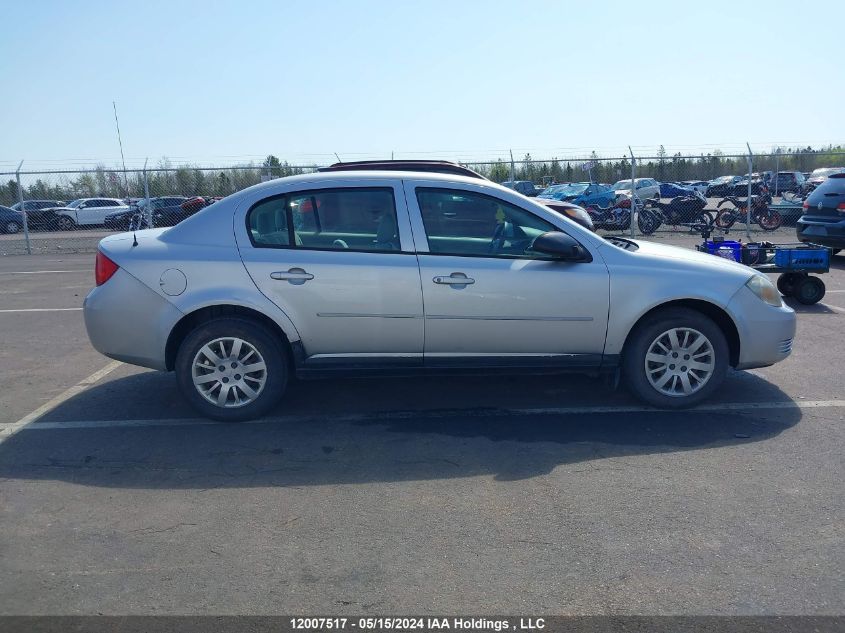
(237, 181, 425, 366)
(74, 199, 101, 225)
(406, 182, 610, 367)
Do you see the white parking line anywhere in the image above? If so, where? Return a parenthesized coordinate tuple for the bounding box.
(0, 361, 122, 444)
(0, 308, 82, 313)
(8, 399, 845, 433)
(0, 270, 89, 274)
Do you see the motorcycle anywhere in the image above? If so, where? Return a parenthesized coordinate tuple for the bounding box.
(638, 194, 712, 235)
(715, 187, 782, 231)
(583, 198, 633, 231)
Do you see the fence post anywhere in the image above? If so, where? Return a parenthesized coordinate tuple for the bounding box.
(15, 160, 32, 255)
(142, 158, 152, 228)
(629, 146, 636, 237)
(746, 143, 753, 240)
(773, 147, 780, 197)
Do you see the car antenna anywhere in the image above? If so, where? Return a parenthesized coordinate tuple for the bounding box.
(132, 228, 138, 247)
(334, 152, 342, 164)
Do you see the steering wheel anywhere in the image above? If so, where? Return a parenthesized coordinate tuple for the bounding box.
(489, 221, 511, 253)
(332, 239, 349, 249)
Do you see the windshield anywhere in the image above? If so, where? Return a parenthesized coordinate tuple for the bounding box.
(553, 184, 588, 196)
(611, 180, 634, 190)
(65, 199, 82, 208)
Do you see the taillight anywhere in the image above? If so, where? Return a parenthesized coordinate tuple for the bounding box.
(95, 251, 119, 286)
(838, 202, 845, 212)
(802, 201, 809, 210)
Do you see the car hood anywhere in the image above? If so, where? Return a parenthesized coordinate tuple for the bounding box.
(625, 239, 755, 277)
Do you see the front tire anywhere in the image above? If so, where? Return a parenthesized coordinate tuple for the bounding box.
(175, 317, 289, 421)
(4, 220, 21, 234)
(56, 215, 76, 231)
(623, 308, 729, 409)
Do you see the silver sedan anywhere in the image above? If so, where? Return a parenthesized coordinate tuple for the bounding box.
(83, 171, 796, 421)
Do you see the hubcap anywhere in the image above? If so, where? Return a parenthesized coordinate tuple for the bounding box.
(191, 337, 267, 408)
(645, 327, 715, 397)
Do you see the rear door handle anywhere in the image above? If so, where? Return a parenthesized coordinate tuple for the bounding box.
(433, 273, 475, 286)
(270, 268, 314, 285)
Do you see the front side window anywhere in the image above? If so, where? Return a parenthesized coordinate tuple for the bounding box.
(416, 188, 557, 258)
(248, 187, 399, 252)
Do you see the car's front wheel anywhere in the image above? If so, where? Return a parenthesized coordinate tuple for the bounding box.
(175, 318, 289, 421)
(623, 308, 728, 408)
(56, 215, 76, 231)
(3, 220, 21, 234)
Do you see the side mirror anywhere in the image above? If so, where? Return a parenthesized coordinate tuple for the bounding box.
(78, 202, 87, 209)
(530, 231, 591, 262)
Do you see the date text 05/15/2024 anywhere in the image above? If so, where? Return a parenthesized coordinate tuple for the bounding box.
(290, 618, 546, 631)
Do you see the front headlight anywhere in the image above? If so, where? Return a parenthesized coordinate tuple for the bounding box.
(746, 274, 782, 307)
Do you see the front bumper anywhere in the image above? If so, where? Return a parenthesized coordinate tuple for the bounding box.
(727, 285, 796, 370)
(84, 268, 184, 371)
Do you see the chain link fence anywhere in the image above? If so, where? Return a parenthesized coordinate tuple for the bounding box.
(2, 149, 843, 255)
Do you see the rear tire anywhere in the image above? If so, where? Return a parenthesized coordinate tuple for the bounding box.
(623, 308, 729, 409)
(794, 276, 825, 305)
(175, 317, 289, 422)
(715, 208, 737, 229)
(756, 209, 782, 231)
(3, 220, 21, 234)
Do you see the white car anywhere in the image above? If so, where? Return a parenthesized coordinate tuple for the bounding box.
(680, 180, 710, 195)
(55, 198, 129, 230)
(612, 178, 660, 202)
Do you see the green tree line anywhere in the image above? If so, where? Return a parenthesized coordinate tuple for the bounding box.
(2, 147, 843, 207)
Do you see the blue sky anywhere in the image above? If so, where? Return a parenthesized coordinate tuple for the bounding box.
(1, 0, 842, 169)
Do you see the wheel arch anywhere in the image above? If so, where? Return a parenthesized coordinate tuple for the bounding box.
(165, 304, 299, 371)
(621, 299, 740, 367)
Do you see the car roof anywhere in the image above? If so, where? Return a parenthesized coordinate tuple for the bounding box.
(317, 160, 488, 180)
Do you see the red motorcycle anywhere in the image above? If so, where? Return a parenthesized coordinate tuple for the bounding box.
(715, 186, 782, 231)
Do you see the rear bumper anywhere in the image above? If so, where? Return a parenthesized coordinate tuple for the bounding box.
(83, 268, 183, 371)
(727, 286, 796, 370)
(797, 215, 845, 248)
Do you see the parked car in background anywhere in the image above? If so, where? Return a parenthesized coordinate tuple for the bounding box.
(501, 180, 540, 196)
(534, 198, 594, 231)
(9, 199, 66, 229)
(771, 171, 805, 194)
(0, 205, 25, 234)
(728, 177, 767, 197)
(538, 182, 616, 208)
(706, 176, 743, 198)
(106, 196, 188, 230)
(804, 167, 845, 192)
(611, 178, 660, 201)
(679, 180, 709, 195)
(83, 169, 795, 421)
(796, 173, 845, 253)
(659, 182, 703, 198)
(53, 198, 129, 230)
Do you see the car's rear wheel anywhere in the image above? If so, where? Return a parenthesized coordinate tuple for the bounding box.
(4, 220, 21, 234)
(175, 318, 288, 422)
(623, 308, 728, 408)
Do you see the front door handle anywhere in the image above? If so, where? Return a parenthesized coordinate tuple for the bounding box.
(270, 268, 314, 285)
(433, 272, 475, 286)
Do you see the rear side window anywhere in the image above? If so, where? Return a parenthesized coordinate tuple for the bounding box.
(248, 187, 399, 252)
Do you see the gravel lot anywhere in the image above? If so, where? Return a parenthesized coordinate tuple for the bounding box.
(0, 233, 843, 615)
